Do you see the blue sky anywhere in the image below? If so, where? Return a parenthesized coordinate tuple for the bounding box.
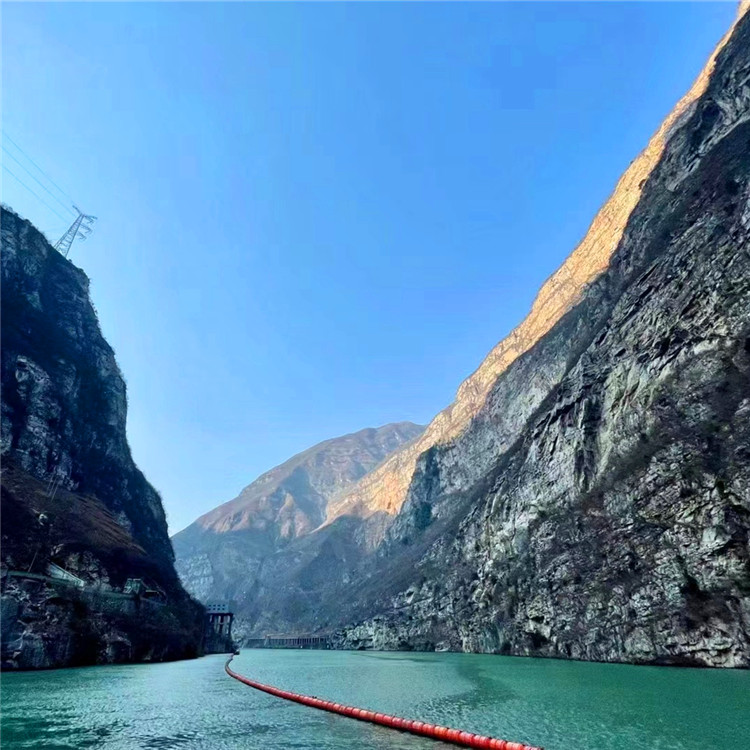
(2, 2, 737, 533)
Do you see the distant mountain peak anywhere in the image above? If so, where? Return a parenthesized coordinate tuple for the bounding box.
(172, 421, 423, 602)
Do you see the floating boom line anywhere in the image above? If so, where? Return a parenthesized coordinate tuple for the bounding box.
(225, 655, 543, 750)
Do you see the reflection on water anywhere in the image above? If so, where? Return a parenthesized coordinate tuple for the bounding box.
(2, 650, 748, 750)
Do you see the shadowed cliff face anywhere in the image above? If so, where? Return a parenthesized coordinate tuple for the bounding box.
(331, 6, 750, 667)
(171, 423, 423, 616)
(1, 208, 204, 668)
(1, 210, 174, 574)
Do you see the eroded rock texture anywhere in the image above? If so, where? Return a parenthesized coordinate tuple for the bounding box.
(1, 208, 204, 669)
(332, 7, 750, 667)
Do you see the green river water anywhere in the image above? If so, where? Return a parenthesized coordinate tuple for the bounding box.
(1, 650, 748, 749)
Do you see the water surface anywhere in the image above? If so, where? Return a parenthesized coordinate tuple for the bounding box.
(2, 650, 748, 749)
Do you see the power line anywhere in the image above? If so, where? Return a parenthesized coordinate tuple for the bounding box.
(1, 134, 97, 255)
(2, 132, 76, 206)
(2, 145, 75, 216)
(2, 164, 72, 224)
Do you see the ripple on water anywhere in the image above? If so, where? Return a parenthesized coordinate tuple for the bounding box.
(2, 652, 749, 750)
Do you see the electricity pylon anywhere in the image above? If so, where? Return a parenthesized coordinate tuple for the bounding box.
(54, 206, 97, 258)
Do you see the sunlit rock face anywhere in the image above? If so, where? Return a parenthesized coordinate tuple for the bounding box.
(331, 6, 750, 667)
(1, 208, 204, 669)
(166, 6, 748, 663)
(171, 423, 423, 624)
(325, 4, 750, 536)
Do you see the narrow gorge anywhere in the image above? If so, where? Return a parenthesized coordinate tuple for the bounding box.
(175, 3, 750, 668)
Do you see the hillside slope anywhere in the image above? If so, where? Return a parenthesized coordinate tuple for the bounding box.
(172, 423, 423, 623)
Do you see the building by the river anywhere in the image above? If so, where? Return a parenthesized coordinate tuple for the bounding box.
(204, 602, 235, 653)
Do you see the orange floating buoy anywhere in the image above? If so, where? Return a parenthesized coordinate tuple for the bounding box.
(225, 656, 543, 750)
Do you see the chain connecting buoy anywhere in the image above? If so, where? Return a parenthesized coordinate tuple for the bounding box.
(225, 655, 543, 750)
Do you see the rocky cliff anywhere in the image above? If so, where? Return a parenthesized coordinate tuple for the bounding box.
(329, 5, 750, 667)
(198, 6, 750, 666)
(326, 4, 750, 535)
(172, 423, 422, 635)
(1, 207, 204, 669)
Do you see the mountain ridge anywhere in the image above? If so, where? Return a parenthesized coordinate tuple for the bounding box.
(191, 422, 424, 534)
(324, 2, 750, 533)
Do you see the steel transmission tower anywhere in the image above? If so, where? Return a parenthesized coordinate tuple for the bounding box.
(54, 206, 97, 258)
